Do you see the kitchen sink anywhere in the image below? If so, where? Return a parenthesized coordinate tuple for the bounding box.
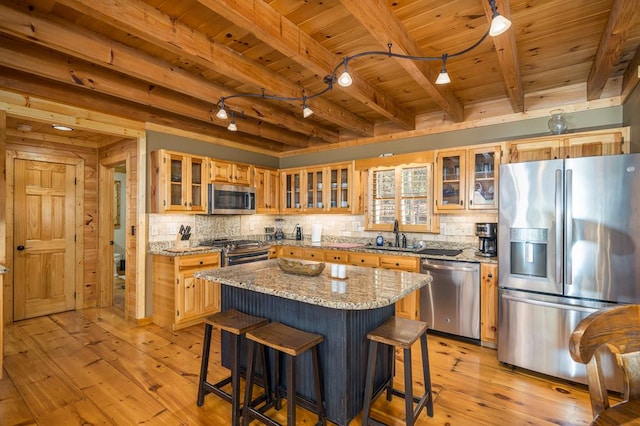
(416, 248, 462, 257)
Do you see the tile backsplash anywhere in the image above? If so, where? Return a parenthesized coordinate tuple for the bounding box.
(148, 212, 497, 248)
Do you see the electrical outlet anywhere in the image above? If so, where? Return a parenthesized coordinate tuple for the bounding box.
(169, 224, 177, 234)
(150, 224, 159, 236)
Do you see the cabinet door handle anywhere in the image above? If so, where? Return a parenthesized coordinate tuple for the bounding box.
(460, 200, 464, 205)
(488, 273, 493, 278)
(199, 261, 203, 265)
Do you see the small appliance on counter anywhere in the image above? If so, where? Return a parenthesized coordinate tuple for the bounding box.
(475, 222, 497, 257)
(274, 218, 285, 240)
(295, 224, 303, 240)
(264, 226, 275, 241)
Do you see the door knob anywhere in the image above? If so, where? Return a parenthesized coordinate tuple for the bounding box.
(17, 245, 25, 251)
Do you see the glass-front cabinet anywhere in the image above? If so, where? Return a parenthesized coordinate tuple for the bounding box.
(329, 163, 351, 211)
(435, 145, 500, 213)
(281, 169, 304, 212)
(151, 149, 207, 213)
(306, 167, 325, 211)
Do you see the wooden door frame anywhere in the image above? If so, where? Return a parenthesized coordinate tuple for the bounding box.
(6, 152, 85, 314)
(98, 153, 131, 317)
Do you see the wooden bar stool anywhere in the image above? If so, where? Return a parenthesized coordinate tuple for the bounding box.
(197, 309, 271, 426)
(362, 316, 434, 426)
(242, 321, 326, 426)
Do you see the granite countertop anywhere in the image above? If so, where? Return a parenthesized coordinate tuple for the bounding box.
(194, 259, 432, 310)
(0, 265, 8, 274)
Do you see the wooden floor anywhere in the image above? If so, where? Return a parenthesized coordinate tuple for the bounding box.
(1, 307, 596, 425)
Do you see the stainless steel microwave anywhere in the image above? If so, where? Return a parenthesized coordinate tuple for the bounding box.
(207, 183, 256, 214)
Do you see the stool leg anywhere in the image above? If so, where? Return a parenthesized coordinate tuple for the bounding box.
(362, 340, 378, 425)
(274, 351, 282, 410)
(286, 354, 296, 426)
(259, 343, 273, 407)
(197, 323, 213, 406)
(385, 344, 394, 401)
(420, 334, 434, 417)
(242, 340, 257, 426)
(230, 333, 241, 426)
(403, 347, 414, 426)
(311, 346, 326, 425)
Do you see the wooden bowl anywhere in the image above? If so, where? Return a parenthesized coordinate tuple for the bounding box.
(277, 259, 326, 276)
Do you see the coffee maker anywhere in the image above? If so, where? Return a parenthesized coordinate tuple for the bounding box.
(475, 222, 497, 257)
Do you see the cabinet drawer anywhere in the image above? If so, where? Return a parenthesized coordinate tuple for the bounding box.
(348, 253, 380, 267)
(304, 248, 325, 260)
(177, 253, 220, 269)
(279, 246, 304, 258)
(379, 255, 419, 272)
(324, 250, 348, 263)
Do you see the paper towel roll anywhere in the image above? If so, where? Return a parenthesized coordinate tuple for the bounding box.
(311, 224, 322, 242)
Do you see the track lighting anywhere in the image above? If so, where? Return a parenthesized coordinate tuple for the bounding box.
(337, 58, 353, 87)
(215, 0, 511, 132)
(227, 112, 237, 131)
(435, 54, 451, 85)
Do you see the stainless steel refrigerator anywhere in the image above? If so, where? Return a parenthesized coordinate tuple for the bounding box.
(497, 153, 640, 387)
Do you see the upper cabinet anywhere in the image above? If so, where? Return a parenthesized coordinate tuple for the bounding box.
(254, 167, 280, 214)
(281, 162, 359, 214)
(435, 145, 501, 213)
(210, 159, 253, 186)
(150, 149, 207, 213)
(507, 128, 629, 163)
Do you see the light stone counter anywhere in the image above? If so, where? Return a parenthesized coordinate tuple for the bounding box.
(194, 258, 431, 310)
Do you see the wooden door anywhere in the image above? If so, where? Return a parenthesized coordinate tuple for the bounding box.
(14, 159, 76, 320)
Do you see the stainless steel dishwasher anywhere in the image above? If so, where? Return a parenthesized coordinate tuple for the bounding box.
(420, 258, 480, 340)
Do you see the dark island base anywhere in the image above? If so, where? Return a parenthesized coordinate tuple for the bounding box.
(221, 285, 395, 425)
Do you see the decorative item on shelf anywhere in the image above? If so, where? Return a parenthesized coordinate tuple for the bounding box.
(548, 109, 568, 135)
(277, 259, 326, 276)
(211, 0, 511, 132)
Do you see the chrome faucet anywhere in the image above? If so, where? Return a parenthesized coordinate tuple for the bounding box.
(393, 219, 400, 247)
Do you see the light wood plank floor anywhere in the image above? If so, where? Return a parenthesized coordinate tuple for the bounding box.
(1, 307, 595, 425)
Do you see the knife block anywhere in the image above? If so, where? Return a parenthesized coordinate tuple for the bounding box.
(175, 234, 190, 249)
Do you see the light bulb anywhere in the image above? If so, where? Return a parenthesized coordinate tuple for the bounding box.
(216, 107, 228, 120)
(303, 105, 314, 118)
(435, 69, 451, 85)
(337, 71, 353, 87)
(489, 14, 511, 36)
(227, 121, 237, 131)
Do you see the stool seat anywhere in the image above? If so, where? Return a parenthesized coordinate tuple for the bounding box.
(367, 317, 429, 349)
(197, 309, 271, 426)
(362, 316, 434, 426)
(243, 322, 326, 426)
(246, 322, 324, 357)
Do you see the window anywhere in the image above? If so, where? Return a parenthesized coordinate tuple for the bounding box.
(367, 163, 436, 232)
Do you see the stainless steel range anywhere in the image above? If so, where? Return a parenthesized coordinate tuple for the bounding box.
(199, 238, 270, 266)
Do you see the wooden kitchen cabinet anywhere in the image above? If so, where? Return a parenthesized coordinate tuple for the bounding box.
(435, 145, 501, 213)
(480, 263, 498, 347)
(278, 245, 304, 258)
(378, 254, 420, 320)
(254, 167, 279, 213)
(305, 166, 327, 212)
(152, 252, 221, 330)
(507, 128, 628, 163)
(150, 149, 208, 213)
(347, 252, 380, 267)
(210, 159, 253, 186)
(281, 169, 304, 213)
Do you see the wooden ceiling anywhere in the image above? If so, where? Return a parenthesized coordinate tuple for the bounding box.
(1, 0, 639, 154)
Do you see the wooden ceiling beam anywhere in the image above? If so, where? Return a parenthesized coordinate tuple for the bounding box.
(0, 4, 338, 144)
(621, 43, 640, 101)
(339, 0, 464, 123)
(482, 0, 524, 113)
(198, 0, 416, 130)
(0, 40, 311, 148)
(0, 70, 289, 153)
(55, 0, 374, 137)
(587, 0, 640, 100)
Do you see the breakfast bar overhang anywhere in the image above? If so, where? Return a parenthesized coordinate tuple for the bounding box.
(195, 259, 432, 425)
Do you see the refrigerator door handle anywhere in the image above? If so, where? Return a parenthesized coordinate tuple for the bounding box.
(565, 168, 573, 285)
(555, 169, 563, 284)
(501, 294, 598, 314)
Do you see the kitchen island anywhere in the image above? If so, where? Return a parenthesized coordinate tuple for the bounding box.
(195, 259, 432, 425)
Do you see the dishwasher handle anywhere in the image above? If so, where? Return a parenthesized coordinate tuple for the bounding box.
(421, 261, 477, 273)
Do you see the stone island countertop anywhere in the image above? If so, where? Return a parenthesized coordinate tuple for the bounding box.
(194, 258, 432, 310)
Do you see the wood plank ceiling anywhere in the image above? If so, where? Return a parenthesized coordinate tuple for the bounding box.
(1, 0, 639, 153)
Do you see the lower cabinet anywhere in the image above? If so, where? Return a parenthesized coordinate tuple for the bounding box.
(480, 263, 498, 347)
(152, 252, 221, 330)
(379, 255, 420, 320)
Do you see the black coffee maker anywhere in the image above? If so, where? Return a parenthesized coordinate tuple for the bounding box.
(475, 222, 497, 257)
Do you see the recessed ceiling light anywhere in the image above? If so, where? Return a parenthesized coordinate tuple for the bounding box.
(52, 124, 73, 131)
(17, 124, 32, 132)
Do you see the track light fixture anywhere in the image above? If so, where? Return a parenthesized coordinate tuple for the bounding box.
(214, 0, 511, 131)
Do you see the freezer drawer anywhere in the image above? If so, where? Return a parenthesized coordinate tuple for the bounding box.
(420, 259, 480, 339)
(498, 289, 623, 391)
